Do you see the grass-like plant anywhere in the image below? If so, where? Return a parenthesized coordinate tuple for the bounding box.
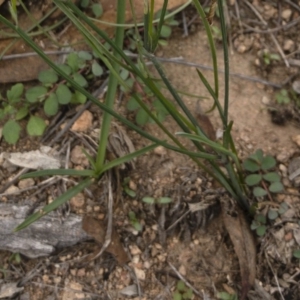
(0, 0, 250, 231)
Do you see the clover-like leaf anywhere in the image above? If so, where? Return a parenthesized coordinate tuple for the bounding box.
(7, 83, 24, 103)
(263, 172, 281, 182)
(126, 96, 140, 111)
(80, 0, 89, 8)
(25, 86, 47, 103)
(176, 280, 186, 292)
(269, 182, 284, 193)
(160, 25, 172, 38)
(253, 187, 267, 197)
(136, 108, 149, 126)
(44, 93, 59, 116)
(2, 120, 21, 144)
(256, 225, 266, 236)
(124, 186, 136, 198)
(38, 69, 58, 84)
(71, 90, 87, 104)
(67, 53, 80, 72)
(15, 107, 29, 120)
(293, 249, 300, 259)
(56, 84, 72, 104)
(261, 155, 276, 170)
(278, 202, 289, 215)
(27, 116, 46, 136)
(91, 3, 103, 17)
(267, 209, 278, 220)
(249, 149, 264, 162)
(92, 61, 103, 76)
(78, 50, 93, 60)
(73, 73, 88, 87)
(120, 68, 129, 80)
(245, 174, 262, 186)
(243, 158, 260, 172)
(56, 64, 72, 76)
(255, 214, 266, 224)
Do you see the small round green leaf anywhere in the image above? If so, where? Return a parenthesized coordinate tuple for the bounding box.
(7, 83, 24, 103)
(250, 149, 264, 162)
(293, 249, 300, 259)
(267, 209, 278, 220)
(269, 182, 284, 193)
(160, 25, 172, 38)
(78, 51, 93, 60)
(124, 186, 136, 198)
(15, 107, 29, 120)
(142, 197, 155, 204)
(67, 53, 80, 72)
(2, 120, 21, 144)
(120, 68, 129, 80)
(173, 292, 182, 300)
(261, 155, 276, 170)
(256, 225, 266, 236)
(250, 221, 259, 230)
(176, 280, 186, 292)
(56, 84, 72, 104)
(136, 108, 149, 126)
(80, 0, 89, 8)
(38, 69, 58, 84)
(71, 91, 87, 104)
(132, 221, 142, 232)
(44, 93, 59, 116)
(25, 86, 47, 103)
(26, 116, 47, 136)
(56, 64, 72, 76)
(263, 172, 281, 182)
(253, 187, 267, 197)
(245, 174, 262, 186)
(278, 202, 289, 215)
(158, 39, 168, 46)
(126, 96, 140, 111)
(92, 61, 103, 76)
(255, 214, 266, 224)
(73, 73, 88, 87)
(158, 197, 172, 204)
(243, 158, 260, 172)
(91, 3, 103, 17)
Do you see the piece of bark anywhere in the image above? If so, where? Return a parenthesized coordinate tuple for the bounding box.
(221, 200, 256, 300)
(82, 216, 129, 265)
(0, 203, 90, 258)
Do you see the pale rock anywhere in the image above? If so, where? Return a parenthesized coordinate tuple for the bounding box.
(18, 178, 35, 189)
(179, 265, 186, 276)
(261, 96, 270, 105)
(134, 267, 145, 280)
(292, 135, 300, 147)
(71, 110, 93, 132)
(279, 164, 287, 177)
(154, 146, 167, 156)
(281, 9, 292, 21)
(129, 180, 137, 191)
(70, 193, 85, 208)
(292, 80, 300, 94)
(77, 268, 86, 277)
(283, 39, 295, 52)
(70, 145, 90, 166)
(5, 185, 19, 194)
(130, 245, 142, 255)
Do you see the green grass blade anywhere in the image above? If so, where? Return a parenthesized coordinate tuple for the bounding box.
(14, 178, 92, 231)
(20, 169, 95, 179)
(99, 143, 158, 174)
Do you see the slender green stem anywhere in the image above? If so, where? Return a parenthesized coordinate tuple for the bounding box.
(218, 0, 229, 127)
(95, 0, 126, 171)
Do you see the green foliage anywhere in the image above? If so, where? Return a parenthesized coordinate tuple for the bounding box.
(80, 0, 103, 18)
(244, 149, 283, 198)
(0, 51, 104, 144)
(122, 177, 136, 198)
(275, 89, 291, 105)
(217, 291, 238, 300)
(142, 196, 172, 205)
(262, 50, 280, 65)
(126, 93, 170, 126)
(128, 211, 142, 232)
(173, 280, 194, 300)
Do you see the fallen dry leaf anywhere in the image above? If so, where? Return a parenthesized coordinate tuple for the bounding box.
(82, 216, 129, 265)
(221, 199, 256, 300)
